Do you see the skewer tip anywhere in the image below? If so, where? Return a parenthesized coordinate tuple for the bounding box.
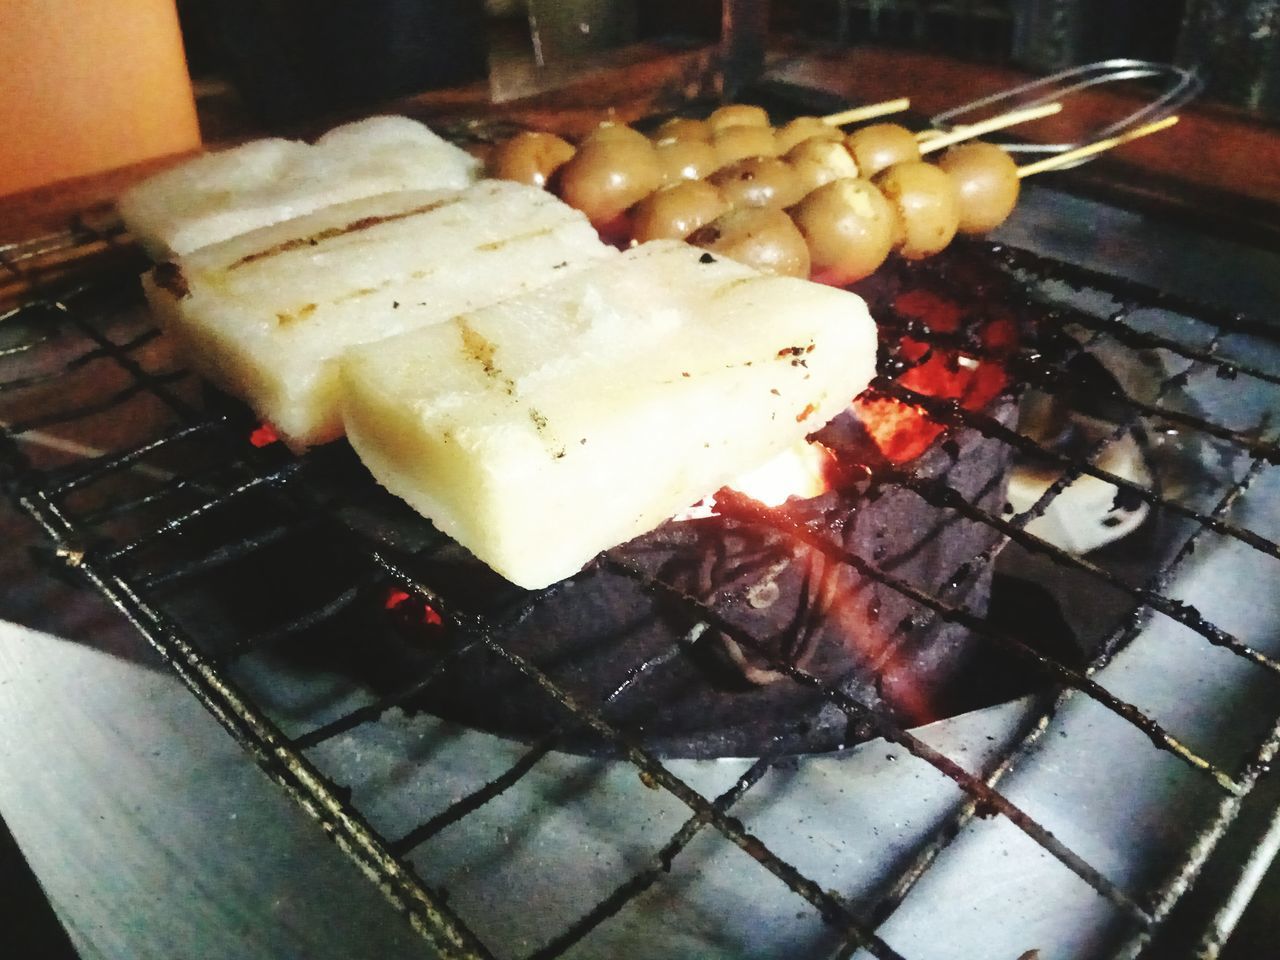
(820, 97, 911, 128)
(1017, 114, 1180, 178)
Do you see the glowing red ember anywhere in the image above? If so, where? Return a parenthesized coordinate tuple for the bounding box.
(718, 283, 1016, 502)
(853, 287, 1015, 464)
(249, 422, 280, 447)
(384, 587, 445, 628)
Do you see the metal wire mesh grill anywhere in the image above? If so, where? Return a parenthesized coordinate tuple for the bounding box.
(2, 206, 1279, 960)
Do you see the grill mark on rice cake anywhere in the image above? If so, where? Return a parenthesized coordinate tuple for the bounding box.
(273, 267, 440, 326)
(475, 226, 554, 252)
(711, 277, 755, 297)
(458, 319, 517, 396)
(226, 196, 463, 270)
(274, 302, 318, 327)
(331, 269, 435, 304)
(458, 319, 569, 459)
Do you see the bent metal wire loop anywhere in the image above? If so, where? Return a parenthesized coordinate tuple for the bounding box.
(2, 207, 1279, 960)
(929, 58, 1205, 160)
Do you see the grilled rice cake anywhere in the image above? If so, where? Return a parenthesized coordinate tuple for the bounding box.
(143, 182, 614, 449)
(340, 240, 878, 590)
(119, 115, 481, 258)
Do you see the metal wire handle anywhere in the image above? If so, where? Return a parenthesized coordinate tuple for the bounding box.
(929, 58, 1204, 164)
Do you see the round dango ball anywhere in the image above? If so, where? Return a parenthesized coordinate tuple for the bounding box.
(557, 136, 662, 231)
(653, 116, 713, 143)
(707, 103, 770, 132)
(580, 122, 651, 148)
(708, 157, 802, 210)
(789, 178, 897, 285)
(845, 123, 921, 178)
(653, 137, 721, 185)
(488, 131, 576, 188)
(784, 137, 860, 197)
(936, 142, 1020, 234)
(630, 180, 730, 243)
(873, 160, 961, 260)
(773, 116, 842, 153)
(688, 207, 811, 279)
(712, 124, 780, 165)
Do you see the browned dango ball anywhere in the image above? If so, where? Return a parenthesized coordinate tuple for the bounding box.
(873, 160, 960, 260)
(708, 157, 801, 210)
(789, 179, 897, 285)
(688, 207, 811, 279)
(707, 103, 770, 132)
(784, 137, 860, 197)
(712, 124, 779, 165)
(653, 116, 713, 143)
(653, 137, 720, 185)
(488, 131, 576, 188)
(580, 121, 651, 148)
(557, 136, 662, 233)
(845, 123, 921, 179)
(630, 180, 730, 243)
(936, 141, 1021, 234)
(773, 116, 843, 153)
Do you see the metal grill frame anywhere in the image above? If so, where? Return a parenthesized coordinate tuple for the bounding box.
(3, 200, 1280, 960)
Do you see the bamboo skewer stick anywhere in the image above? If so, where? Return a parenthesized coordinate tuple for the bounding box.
(811, 97, 1062, 143)
(1017, 115, 1180, 178)
(917, 101, 1064, 153)
(821, 97, 911, 127)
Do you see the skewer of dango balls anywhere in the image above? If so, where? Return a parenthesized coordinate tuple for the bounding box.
(488, 103, 1178, 285)
(489, 125, 1002, 282)
(489, 97, 907, 191)
(489, 98, 929, 233)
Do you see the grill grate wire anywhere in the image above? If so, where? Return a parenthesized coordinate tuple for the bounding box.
(2, 210, 1279, 960)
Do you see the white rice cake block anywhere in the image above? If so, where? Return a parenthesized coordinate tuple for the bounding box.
(119, 115, 480, 257)
(143, 182, 614, 449)
(340, 240, 878, 590)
